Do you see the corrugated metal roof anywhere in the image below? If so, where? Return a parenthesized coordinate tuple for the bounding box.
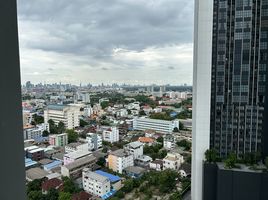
(94, 170, 121, 183)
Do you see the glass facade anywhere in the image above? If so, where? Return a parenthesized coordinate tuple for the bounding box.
(210, 0, 268, 158)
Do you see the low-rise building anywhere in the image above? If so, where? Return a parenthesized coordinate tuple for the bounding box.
(102, 127, 119, 143)
(163, 134, 176, 150)
(138, 137, 155, 146)
(133, 117, 179, 134)
(61, 155, 96, 179)
(123, 166, 146, 178)
(65, 142, 88, 153)
(49, 133, 68, 147)
(135, 155, 152, 167)
(108, 149, 134, 174)
(64, 150, 91, 165)
(86, 133, 102, 151)
(149, 159, 163, 171)
(41, 178, 63, 194)
(25, 146, 45, 161)
(82, 168, 111, 197)
(94, 170, 122, 191)
(163, 152, 184, 170)
(124, 141, 143, 159)
(44, 104, 80, 129)
(23, 123, 49, 140)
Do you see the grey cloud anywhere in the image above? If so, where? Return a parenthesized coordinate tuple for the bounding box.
(18, 0, 194, 84)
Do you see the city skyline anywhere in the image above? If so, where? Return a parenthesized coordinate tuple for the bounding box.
(17, 0, 194, 85)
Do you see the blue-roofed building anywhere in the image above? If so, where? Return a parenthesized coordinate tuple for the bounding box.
(25, 157, 38, 169)
(95, 170, 122, 191)
(43, 160, 62, 171)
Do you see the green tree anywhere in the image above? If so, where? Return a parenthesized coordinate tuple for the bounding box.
(62, 177, 80, 194)
(100, 101, 109, 109)
(26, 178, 44, 194)
(48, 119, 57, 134)
(176, 140, 191, 151)
(46, 189, 59, 200)
(42, 130, 49, 137)
(27, 191, 44, 200)
(79, 119, 89, 127)
(204, 149, 218, 163)
(224, 152, 237, 169)
(115, 190, 125, 198)
(139, 110, 146, 116)
(32, 114, 44, 124)
(57, 121, 65, 134)
(96, 157, 106, 167)
(121, 179, 134, 193)
(66, 129, 79, 143)
(169, 191, 182, 200)
(156, 136, 163, 144)
(58, 192, 71, 200)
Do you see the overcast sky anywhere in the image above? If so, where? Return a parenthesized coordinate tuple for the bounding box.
(18, 0, 194, 85)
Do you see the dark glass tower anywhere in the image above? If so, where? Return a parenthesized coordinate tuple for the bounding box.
(210, 0, 268, 158)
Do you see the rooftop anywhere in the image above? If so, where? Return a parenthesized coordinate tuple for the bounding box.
(125, 141, 143, 149)
(42, 178, 63, 191)
(26, 167, 49, 181)
(94, 170, 121, 183)
(64, 155, 96, 170)
(47, 104, 67, 111)
(64, 150, 91, 160)
(110, 149, 130, 157)
(44, 160, 62, 170)
(138, 137, 155, 143)
(124, 166, 146, 174)
(85, 171, 109, 183)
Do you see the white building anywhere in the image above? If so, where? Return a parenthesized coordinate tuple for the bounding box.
(76, 92, 90, 103)
(102, 127, 119, 143)
(23, 123, 49, 140)
(149, 159, 163, 171)
(49, 133, 68, 147)
(191, 1, 213, 200)
(163, 134, 176, 150)
(124, 141, 143, 159)
(64, 150, 91, 165)
(126, 102, 140, 110)
(133, 117, 179, 134)
(86, 133, 102, 151)
(108, 149, 134, 174)
(65, 142, 89, 153)
(44, 104, 80, 129)
(163, 152, 184, 171)
(116, 109, 128, 117)
(82, 168, 110, 197)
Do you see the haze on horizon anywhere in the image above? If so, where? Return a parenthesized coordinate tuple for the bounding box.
(18, 0, 194, 85)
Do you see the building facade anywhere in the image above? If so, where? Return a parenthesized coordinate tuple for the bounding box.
(44, 104, 80, 129)
(124, 141, 143, 159)
(82, 168, 110, 197)
(133, 117, 179, 134)
(86, 133, 102, 151)
(23, 123, 49, 140)
(102, 127, 119, 143)
(49, 133, 68, 147)
(107, 149, 134, 174)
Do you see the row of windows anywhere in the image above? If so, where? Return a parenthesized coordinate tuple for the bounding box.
(236, 0, 252, 7)
(235, 10, 252, 18)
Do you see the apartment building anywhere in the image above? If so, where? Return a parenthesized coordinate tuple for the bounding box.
(163, 134, 176, 150)
(82, 168, 110, 197)
(163, 152, 184, 170)
(44, 104, 80, 129)
(133, 117, 179, 134)
(65, 142, 88, 153)
(49, 133, 68, 147)
(102, 127, 119, 143)
(23, 123, 49, 140)
(64, 150, 91, 165)
(86, 133, 102, 151)
(108, 149, 134, 174)
(61, 155, 96, 179)
(124, 141, 143, 159)
(25, 146, 45, 161)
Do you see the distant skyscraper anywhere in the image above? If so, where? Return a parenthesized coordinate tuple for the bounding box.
(192, 0, 268, 199)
